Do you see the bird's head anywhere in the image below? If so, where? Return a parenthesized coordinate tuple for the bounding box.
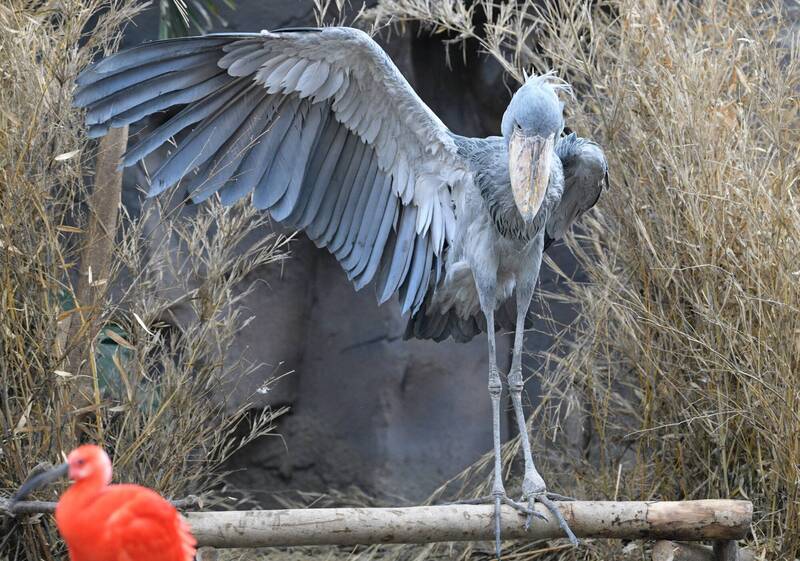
(66, 445, 113, 484)
(501, 73, 570, 222)
(9, 445, 112, 508)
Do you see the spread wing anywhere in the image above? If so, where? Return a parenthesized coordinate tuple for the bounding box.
(99, 485, 196, 561)
(545, 133, 608, 250)
(75, 27, 469, 315)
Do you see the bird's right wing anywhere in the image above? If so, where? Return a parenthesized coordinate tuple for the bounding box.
(74, 27, 470, 315)
(545, 133, 608, 250)
(100, 485, 196, 561)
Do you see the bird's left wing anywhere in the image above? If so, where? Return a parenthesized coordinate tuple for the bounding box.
(75, 27, 468, 314)
(98, 485, 196, 561)
(545, 133, 608, 250)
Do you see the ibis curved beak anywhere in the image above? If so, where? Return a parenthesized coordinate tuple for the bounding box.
(509, 131, 554, 222)
(9, 463, 68, 508)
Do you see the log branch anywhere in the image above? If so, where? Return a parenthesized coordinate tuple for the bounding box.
(186, 500, 751, 548)
(0, 495, 201, 516)
(1, 499, 751, 548)
(65, 126, 129, 393)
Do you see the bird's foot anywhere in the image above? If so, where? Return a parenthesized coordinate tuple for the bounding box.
(448, 493, 546, 559)
(520, 489, 579, 546)
(450, 493, 546, 518)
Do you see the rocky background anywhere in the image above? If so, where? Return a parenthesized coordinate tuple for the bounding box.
(119, 0, 584, 505)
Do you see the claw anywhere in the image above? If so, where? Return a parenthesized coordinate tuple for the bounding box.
(517, 495, 547, 530)
(537, 494, 579, 546)
(545, 492, 576, 502)
(499, 495, 537, 517)
(525, 495, 533, 530)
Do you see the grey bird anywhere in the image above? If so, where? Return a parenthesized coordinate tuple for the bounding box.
(75, 26, 607, 555)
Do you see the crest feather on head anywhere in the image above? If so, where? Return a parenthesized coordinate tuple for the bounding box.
(521, 69, 573, 99)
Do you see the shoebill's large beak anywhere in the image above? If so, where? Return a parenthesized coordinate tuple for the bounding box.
(8, 463, 68, 508)
(509, 131, 554, 222)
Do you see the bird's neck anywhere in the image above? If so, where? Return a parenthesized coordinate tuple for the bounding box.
(480, 152, 548, 240)
(55, 477, 107, 530)
(54, 480, 110, 561)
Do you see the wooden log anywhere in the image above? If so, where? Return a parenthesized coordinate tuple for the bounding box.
(66, 125, 129, 418)
(0, 495, 201, 516)
(653, 541, 753, 561)
(185, 500, 751, 548)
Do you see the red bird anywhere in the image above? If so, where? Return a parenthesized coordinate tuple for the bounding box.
(11, 445, 196, 561)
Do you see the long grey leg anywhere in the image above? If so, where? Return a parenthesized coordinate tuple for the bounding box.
(507, 284, 544, 513)
(483, 307, 506, 560)
(508, 283, 579, 545)
(472, 261, 538, 558)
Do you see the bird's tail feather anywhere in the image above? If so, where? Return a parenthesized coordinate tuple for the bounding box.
(404, 291, 532, 343)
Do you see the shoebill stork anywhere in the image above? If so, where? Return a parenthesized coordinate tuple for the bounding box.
(74, 26, 607, 554)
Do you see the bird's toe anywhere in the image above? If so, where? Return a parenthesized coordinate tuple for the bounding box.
(534, 494, 579, 546)
(493, 494, 502, 560)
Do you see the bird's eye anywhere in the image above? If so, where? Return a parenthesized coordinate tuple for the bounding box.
(76, 459, 85, 466)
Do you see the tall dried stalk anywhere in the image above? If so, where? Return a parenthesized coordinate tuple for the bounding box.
(66, 125, 129, 414)
(0, 2, 290, 560)
(363, 1, 799, 559)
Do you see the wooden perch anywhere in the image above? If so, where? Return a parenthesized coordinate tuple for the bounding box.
(65, 126, 129, 388)
(0, 495, 202, 516)
(185, 500, 751, 548)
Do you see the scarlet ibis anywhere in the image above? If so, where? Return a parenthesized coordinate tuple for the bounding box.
(11, 445, 197, 561)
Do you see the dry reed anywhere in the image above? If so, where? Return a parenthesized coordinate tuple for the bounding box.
(364, 1, 799, 559)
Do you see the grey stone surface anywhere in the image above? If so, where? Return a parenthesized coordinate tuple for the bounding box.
(118, 1, 582, 504)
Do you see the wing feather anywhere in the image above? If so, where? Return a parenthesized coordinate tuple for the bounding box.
(270, 102, 327, 221)
(400, 235, 430, 315)
(74, 27, 471, 313)
(186, 93, 276, 202)
(546, 133, 607, 249)
(312, 134, 368, 243)
(253, 100, 306, 209)
(348, 173, 393, 279)
(294, 122, 350, 228)
(355, 191, 398, 291)
(121, 76, 249, 167)
(330, 150, 375, 255)
(377, 205, 417, 304)
(337, 158, 380, 262)
(217, 96, 295, 206)
(94, 485, 197, 561)
(149, 84, 265, 195)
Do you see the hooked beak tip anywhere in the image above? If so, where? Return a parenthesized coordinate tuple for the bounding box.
(10, 463, 69, 508)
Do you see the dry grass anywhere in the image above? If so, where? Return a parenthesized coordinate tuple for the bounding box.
(365, 0, 799, 559)
(0, 2, 289, 560)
